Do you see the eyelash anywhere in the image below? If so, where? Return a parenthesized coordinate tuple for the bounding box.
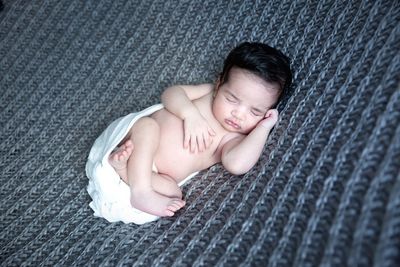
(224, 94, 264, 116)
(252, 111, 263, 116)
(226, 96, 238, 103)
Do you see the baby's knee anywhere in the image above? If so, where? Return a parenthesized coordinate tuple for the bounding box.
(137, 117, 159, 131)
(129, 116, 160, 138)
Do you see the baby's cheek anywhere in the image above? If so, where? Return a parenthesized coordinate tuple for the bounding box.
(247, 119, 262, 131)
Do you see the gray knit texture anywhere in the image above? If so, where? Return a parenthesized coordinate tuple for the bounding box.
(1, 0, 399, 266)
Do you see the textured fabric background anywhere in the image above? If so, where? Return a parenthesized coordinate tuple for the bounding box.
(1, 0, 399, 266)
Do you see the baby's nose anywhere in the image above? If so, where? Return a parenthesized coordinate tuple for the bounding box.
(232, 107, 246, 120)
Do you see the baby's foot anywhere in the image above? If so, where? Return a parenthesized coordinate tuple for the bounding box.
(109, 140, 134, 182)
(130, 188, 186, 217)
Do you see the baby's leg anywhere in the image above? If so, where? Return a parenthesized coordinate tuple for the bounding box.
(124, 117, 185, 217)
(110, 147, 182, 198)
(151, 173, 183, 199)
(109, 135, 184, 215)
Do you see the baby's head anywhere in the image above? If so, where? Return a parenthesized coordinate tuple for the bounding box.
(218, 42, 292, 103)
(213, 42, 292, 134)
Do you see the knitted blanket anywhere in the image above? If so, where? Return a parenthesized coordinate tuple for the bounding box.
(1, 0, 399, 266)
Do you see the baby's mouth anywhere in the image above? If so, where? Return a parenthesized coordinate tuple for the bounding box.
(225, 119, 240, 129)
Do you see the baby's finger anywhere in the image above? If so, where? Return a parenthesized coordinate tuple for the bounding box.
(190, 136, 196, 153)
(208, 127, 216, 136)
(198, 134, 205, 152)
(183, 130, 190, 149)
(202, 134, 209, 150)
(265, 109, 278, 118)
(204, 133, 212, 148)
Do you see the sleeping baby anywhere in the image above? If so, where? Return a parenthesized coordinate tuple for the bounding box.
(86, 42, 292, 224)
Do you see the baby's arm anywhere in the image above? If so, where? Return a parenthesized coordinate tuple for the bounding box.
(161, 84, 215, 152)
(221, 110, 278, 175)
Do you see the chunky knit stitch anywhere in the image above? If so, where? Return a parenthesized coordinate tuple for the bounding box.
(0, 0, 399, 265)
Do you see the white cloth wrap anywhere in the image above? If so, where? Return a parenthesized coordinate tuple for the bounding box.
(86, 104, 197, 224)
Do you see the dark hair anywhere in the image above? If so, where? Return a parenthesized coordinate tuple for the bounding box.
(220, 42, 292, 94)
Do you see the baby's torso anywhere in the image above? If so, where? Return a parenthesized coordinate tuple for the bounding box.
(150, 97, 233, 183)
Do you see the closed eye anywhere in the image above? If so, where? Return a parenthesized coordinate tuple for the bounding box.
(251, 108, 265, 116)
(251, 111, 263, 116)
(225, 92, 239, 103)
(226, 96, 238, 103)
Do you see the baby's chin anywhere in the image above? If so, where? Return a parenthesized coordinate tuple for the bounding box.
(224, 125, 254, 135)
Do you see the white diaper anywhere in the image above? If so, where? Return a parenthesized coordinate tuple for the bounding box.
(86, 104, 197, 224)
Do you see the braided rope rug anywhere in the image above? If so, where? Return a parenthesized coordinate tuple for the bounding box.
(1, 0, 399, 266)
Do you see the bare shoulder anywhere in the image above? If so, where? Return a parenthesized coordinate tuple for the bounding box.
(178, 83, 214, 100)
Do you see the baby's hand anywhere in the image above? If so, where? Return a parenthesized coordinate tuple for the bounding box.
(183, 112, 215, 153)
(259, 109, 279, 129)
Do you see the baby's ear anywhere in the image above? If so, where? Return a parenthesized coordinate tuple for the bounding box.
(215, 75, 222, 89)
(213, 76, 222, 97)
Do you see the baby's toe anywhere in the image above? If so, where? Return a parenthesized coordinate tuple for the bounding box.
(125, 140, 134, 148)
(172, 199, 186, 210)
(110, 153, 118, 162)
(165, 209, 175, 217)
